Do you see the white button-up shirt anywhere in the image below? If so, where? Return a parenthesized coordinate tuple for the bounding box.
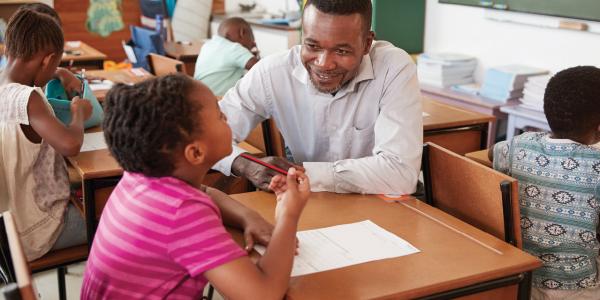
(213, 41, 423, 194)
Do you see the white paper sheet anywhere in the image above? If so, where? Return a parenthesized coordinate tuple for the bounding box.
(65, 41, 82, 48)
(255, 220, 420, 277)
(122, 41, 137, 64)
(81, 132, 107, 152)
(422, 112, 430, 117)
(89, 80, 114, 91)
(130, 68, 147, 77)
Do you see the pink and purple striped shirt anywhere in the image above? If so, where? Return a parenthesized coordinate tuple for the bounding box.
(81, 172, 246, 299)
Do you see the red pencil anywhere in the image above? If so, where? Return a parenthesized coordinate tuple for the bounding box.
(239, 153, 288, 176)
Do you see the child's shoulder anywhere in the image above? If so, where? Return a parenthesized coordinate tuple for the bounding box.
(124, 172, 215, 209)
(0, 82, 40, 96)
(0, 83, 47, 122)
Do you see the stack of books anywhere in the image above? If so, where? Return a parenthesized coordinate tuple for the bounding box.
(417, 53, 477, 88)
(520, 74, 552, 112)
(480, 65, 549, 102)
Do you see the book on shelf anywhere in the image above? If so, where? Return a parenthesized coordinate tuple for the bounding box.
(482, 65, 548, 91)
(417, 52, 477, 88)
(450, 83, 480, 95)
(419, 76, 474, 88)
(417, 53, 477, 65)
(480, 65, 549, 102)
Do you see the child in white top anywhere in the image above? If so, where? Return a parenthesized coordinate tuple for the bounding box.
(0, 8, 91, 260)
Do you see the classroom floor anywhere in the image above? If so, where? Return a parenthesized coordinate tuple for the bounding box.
(33, 263, 224, 300)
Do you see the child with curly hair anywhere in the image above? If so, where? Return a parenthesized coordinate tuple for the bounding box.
(82, 74, 310, 299)
(492, 66, 600, 299)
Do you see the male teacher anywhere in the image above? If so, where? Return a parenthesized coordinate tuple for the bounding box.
(213, 0, 423, 195)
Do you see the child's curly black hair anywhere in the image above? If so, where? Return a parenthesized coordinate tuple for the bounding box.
(4, 8, 63, 60)
(544, 66, 600, 140)
(103, 74, 202, 177)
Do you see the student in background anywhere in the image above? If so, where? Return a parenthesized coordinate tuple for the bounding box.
(82, 74, 310, 299)
(194, 17, 259, 96)
(0, 9, 92, 260)
(491, 66, 600, 299)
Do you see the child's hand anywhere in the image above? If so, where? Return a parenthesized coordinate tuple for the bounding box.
(55, 68, 83, 98)
(70, 96, 93, 121)
(269, 167, 310, 223)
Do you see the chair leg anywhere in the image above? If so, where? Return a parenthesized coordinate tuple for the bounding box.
(57, 266, 67, 300)
(207, 285, 214, 300)
(517, 271, 533, 300)
(201, 285, 215, 300)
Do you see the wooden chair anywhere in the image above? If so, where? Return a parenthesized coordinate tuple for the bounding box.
(147, 53, 186, 76)
(0, 211, 37, 300)
(421, 142, 532, 300)
(28, 245, 88, 300)
(244, 120, 286, 158)
(465, 148, 492, 168)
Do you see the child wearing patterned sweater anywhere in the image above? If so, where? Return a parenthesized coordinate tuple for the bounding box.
(81, 74, 310, 299)
(491, 66, 600, 299)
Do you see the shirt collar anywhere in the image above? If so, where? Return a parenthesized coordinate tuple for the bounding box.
(292, 49, 375, 96)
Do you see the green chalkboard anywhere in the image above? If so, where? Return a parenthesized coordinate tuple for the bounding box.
(372, 0, 425, 54)
(440, 0, 600, 22)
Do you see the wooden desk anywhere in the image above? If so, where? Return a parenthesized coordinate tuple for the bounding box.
(231, 192, 541, 299)
(465, 149, 493, 168)
(423, 98, 495, 155)
(163, 41, 202, 76)
(261, 98, 495, 158)
(421, 84, 518, 147)
(500, 105, 550, 141)
(0, 1, 38, 26)
(68, 128, 264, 249)
(61, 41, 107, 70)
(86, 69, 153, 101)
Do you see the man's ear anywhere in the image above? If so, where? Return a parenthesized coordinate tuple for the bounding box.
(363, 31, 375, 55)
(183, 141, 206, 165)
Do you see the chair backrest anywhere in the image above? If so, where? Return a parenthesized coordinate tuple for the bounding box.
(147, 53, 186, 76)
(129, 25, 166, 70)
(171, 0, 212, 42)
(422, 142, 522, 248)
(0, 212, 36, 300)
(258, 119, 286, 157)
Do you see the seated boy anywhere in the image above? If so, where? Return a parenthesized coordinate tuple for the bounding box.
(194, 17, 258, 96)
(491, 66, 600, 299)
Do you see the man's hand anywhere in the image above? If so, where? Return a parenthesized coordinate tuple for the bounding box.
(242, 213, 274, 252)
(231, 155, 305, 191)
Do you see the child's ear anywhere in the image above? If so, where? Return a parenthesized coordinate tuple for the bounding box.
(41, 53, 57, 70)
(183, 141, 206, 165)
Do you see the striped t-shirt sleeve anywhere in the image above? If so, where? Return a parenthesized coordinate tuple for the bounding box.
(168, 199, 246, 277)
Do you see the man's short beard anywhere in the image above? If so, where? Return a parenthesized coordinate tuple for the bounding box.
(309, 76, 344, 94)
